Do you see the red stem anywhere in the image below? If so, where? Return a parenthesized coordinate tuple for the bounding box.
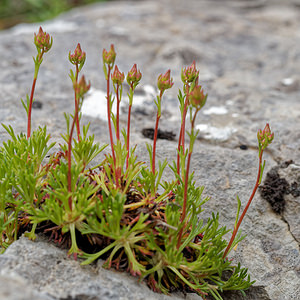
(106, 67, 116, 166)
(115, 85, 121, 188)
(116, 84, 120, 141)
(75, 64, 81, 141)
(67, 100, 79, 211)
(152, 112, 160, 175)
(126, 104, 132, 169)
(176, 88, 190, 177)
(222, 149, 264, 259)
(106, 66, 119, 187)
(27, 51, 44, 139)
(176, 108, 199, 249)
(27, 77, 37, 138)
(177, 150, 192, 249)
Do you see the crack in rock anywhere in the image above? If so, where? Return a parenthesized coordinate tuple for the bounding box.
(260, 161, 300, 248)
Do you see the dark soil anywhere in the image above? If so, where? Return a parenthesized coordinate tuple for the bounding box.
(259, 165, 289, 214)
(142, 128, 176, 141)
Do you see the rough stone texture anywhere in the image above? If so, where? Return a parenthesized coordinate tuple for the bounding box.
(0, 236, 201, 300)
(278, 163, 300, 244)
(0, 274, 53, 300)
(0, 0, 300, 300)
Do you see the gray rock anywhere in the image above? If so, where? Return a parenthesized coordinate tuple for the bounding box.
(0, 274, 53, 300)
(278, 163, 300, 244)
(0, 236, 202, 300)
(0, 0, 300, 299)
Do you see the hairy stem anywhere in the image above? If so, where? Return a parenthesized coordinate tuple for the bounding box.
(177, 108, 199, 249)
(176, 149, 192, 250)
(152, 91, 163, 175)
(27, 77, 37, 138)
(177, 88, 190, 178)
(106, 66, 116, 173)
(126, 103, 132, 169)
(67, 103, 78, 211)
(223, 150, 264, 258)
(27, 51, 44, 138)
(115, 84, 122, 189)
(116, 84, 120, 141)
(74, 64, 81, 141)
(152, 113, 160, 175)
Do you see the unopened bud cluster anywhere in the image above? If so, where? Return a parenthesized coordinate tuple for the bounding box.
(257, 123, 274, 150)
(181, 61, 199, 84)
(34, 27, 53, 53)
(73, 75, 91, 99)
(111, 65, 125, 85)
(69, 43, 86, 66)
(102, 44, 116, 66)
(189, 85, 207, 108)
(127, 64, 142, 87)
(157, 69, 174, 93)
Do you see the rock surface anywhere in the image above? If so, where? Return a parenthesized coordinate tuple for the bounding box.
(0, 236, 201, 300)
(0, 0, 300, 299)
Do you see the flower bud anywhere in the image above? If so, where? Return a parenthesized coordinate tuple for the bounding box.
(74, 75, 91, 99)
(157, 69, 174, 92)
(111, 65, 125, 85)
(34, 27, 53, 53)
(102, 44, 116, 66)
(127, 64, 142, 86)
(257, 123, 274, 150)
(181, 61, 199, 84)
(189, 85, 207, 108)
(69, 43, 86, 66)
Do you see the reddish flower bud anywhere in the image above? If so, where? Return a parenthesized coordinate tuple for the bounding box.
(111, 65, 125, 85)
(157, 69, 174, 92)
(74, 75, 91, 99)
(34, 27, 53, 53)
(181, 61, 199, 84)
(257, 123, 274, 150)
(102, 44, 116, 66)
(69, 43, 86, 66)
(189, 85, 207, 108)
(127, 64, 142, 86)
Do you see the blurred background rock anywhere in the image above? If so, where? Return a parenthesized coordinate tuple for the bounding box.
(0, 0, 108, 30)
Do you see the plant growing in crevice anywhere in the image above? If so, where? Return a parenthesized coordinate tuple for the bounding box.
(69, 43, 86, 141)
(0, 27, 274, 300)
(223, 123, 274, 259)
(126, 64, 142, 169)
(21, 26, 52, 138)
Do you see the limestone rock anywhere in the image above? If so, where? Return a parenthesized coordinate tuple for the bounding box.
(0, 236, 202, 300)
(0, 0, 300, 299)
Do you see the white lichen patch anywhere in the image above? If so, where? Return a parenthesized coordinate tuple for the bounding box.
(196, 124, 237, 141)
(202, 106, 228, 115)
(281, 78, 295, 86)
(82, 85, 155, 120)
(81, 88, 109, 120)
(12, 20, 78, 35)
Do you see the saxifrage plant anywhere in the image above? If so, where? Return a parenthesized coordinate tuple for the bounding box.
(0, 27, 274, 300)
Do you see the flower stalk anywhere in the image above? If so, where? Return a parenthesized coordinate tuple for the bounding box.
(102, 45, 117, 182)
(111, 65, 125, 141)
(177, 61, 199, 179)
(111, 65, 125, 188)
(67, 75, 90, 210)
(126, 64, 142, 169)
(69, 43, 86, 141)
(152, 70, 173, 175)
(223, 123, 274, 258)
(26, 27, 52, 139)
(176, 85, 207, 249)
